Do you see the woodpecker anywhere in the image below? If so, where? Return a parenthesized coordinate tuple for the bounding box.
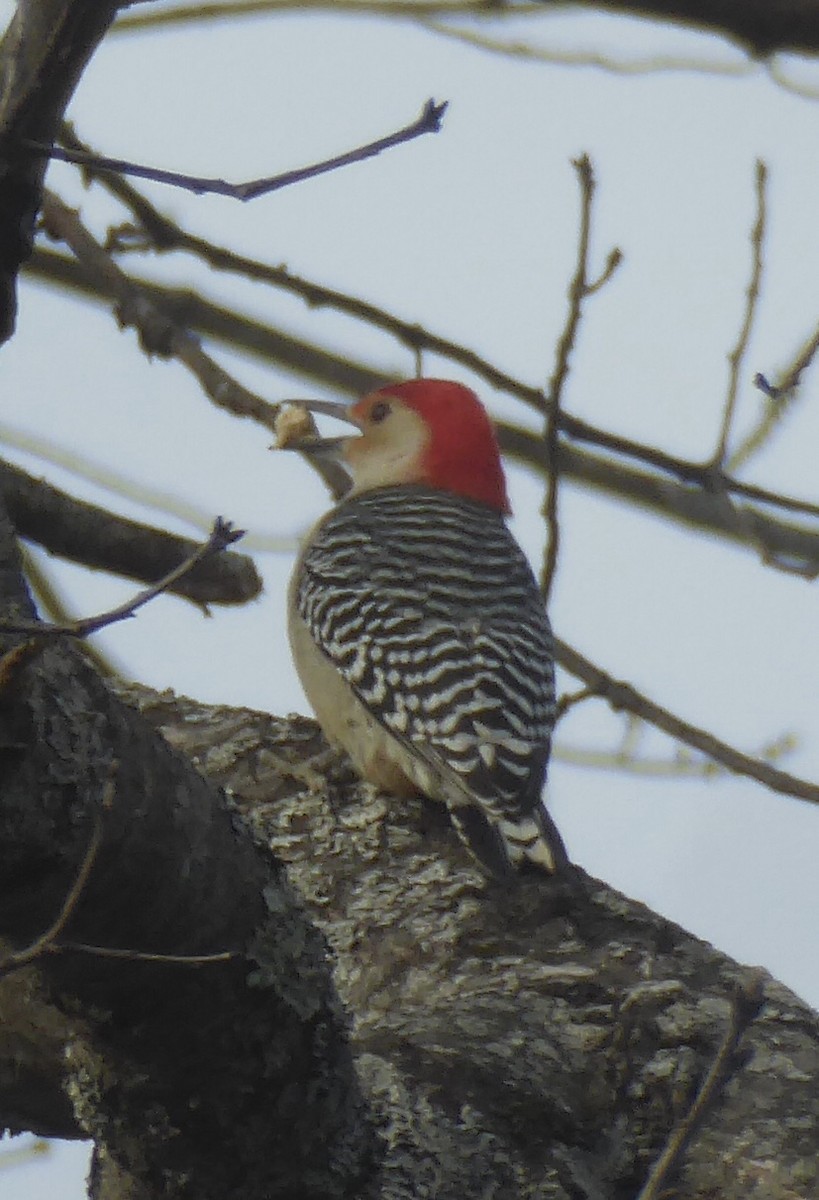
(281, 379, 568, 880)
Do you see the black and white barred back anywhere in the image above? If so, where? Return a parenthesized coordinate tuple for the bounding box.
(296, 484, 568, 877)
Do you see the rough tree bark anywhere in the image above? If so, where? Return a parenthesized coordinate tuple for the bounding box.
(0, 0, 129, 341)
(0, 504, 372, 1198)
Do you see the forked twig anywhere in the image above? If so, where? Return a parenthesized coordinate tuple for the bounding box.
(23, 100, 446, 200)
(556, 637, 819, 805)
(33, 128, 819, 532)
(713, 160, 767, 468)
(0, 518, 242, 639)
(541, 155, 621, 603)
(731, 319, 819, 472)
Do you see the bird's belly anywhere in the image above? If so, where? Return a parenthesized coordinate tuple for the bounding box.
(289, 609, 426, 797)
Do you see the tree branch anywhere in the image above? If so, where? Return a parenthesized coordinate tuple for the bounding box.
(569, 0, 819, 58)
(0, 498, 371, 1195)
(110, 682, 819, 1200)
(0, 0, 121, 341)
(713, 160, 767, 468)
(40, 190, 283, 432)
(0, 517, 244, 638)
(1, 459, 261, 605)
(23, 99, 446, 199)
(109, 0, 819, 60)
(541, 154, 621, 601)
(555, 636, 819, 805)
(23, 243, 819, 576)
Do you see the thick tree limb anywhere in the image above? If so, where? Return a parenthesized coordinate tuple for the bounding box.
(118, 683, 819, 1200)
(0, 459, 262, 606)
(2, 591, 817, 1197)
(0, 0, 124, 341)
(0, 503, 371, 1199)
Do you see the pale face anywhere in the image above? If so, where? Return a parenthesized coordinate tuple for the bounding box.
(343, 396, 430, 494)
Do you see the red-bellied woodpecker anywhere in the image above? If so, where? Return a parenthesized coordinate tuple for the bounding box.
(281, 378, 568, 880)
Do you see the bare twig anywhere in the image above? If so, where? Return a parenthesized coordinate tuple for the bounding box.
(541, 155, 620, 603)
(110, 0, 819, 105)
(555, 637, 819, 805)
(113, 0, 541, 32)
(40, 191, 282, 431)
(26, 229, 819, 544)
(768, 320, 819, 391)
(636, 973, 766, 1200)
(713, 161, 767, 468)
(25, 100, 446, 200)
(58, 943, 237, 965)
(25, 242, 819, 574)
(730, 320, 819, 472)
(66, 148, 819, 530)
(20, 544, 120, 679)
(0, 807, 105, 982)
(498, 423, 819, 576)
(547, 156, 595, 415)
(0, 518, 243, 638)
(1, 459, 261, 606)
(423, 18, 754, 78)
(43, 137, 819, 530)
(554, 730, 797, 780)
(25, 236, 819, 561)
(554, 685, 596, 722)
(28, 244, 386, 406)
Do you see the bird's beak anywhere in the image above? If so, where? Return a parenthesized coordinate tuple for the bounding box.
(290, 399, 358, 423)
(272, 398, 361, 458)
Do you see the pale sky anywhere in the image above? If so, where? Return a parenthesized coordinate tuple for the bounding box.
(2, 4, 819, 1194)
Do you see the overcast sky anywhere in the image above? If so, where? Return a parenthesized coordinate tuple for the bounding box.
(3, 3, 819, 1194)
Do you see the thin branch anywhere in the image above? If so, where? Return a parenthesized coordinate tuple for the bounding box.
(586, 247, 623, 295)
(554, 730, 798, 780)
(24, 100, 446, 200)
(27, 245, 387, 404)
(0, 518, 243, 638)
(554, 685, 596, 722)
(636, 972, 766, 1200)
(541, 155, 621, 602)
(40, 190, 282, 431)
(113, 0, 542, 32)
(0, 774, 237, 978)
(58, 943, 238, 965)
(729, 320, 819, 472)
(420, 19, 819, 108)
(61, 141, 819, 528)
(713, 160, 767, 468)
(0, 805, 105, 982)
(423, 17, 753, 77)
(26, 236, 819, 543)
(20, 543, 121, 679)
(24, 241, 819, 573)
(499, 423, 819, 577)
(555, 637, 819, 805)
(1, 458, 262, 605)
(109, 0, 819, 108)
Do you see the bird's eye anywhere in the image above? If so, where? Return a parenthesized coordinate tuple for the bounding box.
(369, 400, 391, 424)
